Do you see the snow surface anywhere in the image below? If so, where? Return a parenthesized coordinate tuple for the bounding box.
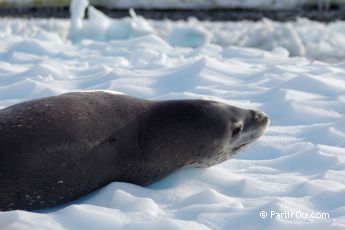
(0, 1, 345, 229)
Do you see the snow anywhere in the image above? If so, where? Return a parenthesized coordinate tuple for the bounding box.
(0, 0, 345, 229)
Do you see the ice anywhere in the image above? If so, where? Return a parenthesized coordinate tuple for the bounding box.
(0, 0, 345, 229)
(69, 0, 154, 42)
(66, 1, 345, 62)
(166, 25, 212, 48)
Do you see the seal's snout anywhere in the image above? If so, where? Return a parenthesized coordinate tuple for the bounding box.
(252, 110, 269, 125)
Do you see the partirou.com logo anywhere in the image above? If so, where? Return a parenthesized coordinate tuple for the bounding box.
(259, 210, 330, 220)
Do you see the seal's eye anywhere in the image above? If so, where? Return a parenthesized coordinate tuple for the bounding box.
(232, 124, 242, 136)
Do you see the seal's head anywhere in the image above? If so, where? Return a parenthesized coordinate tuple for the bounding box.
(140, 99, 269, 169)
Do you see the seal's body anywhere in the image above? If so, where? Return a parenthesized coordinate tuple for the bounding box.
(0, 92, 269, 211)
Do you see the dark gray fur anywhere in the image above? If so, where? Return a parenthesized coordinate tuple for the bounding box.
(0, 92, 269, 211)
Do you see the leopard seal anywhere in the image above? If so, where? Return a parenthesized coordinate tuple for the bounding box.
(0, 91, 269, 211)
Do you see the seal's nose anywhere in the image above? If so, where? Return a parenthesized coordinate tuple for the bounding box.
(253, 111, 269, 124)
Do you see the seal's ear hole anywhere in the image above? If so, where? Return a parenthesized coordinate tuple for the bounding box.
(232, 123, 243, 136)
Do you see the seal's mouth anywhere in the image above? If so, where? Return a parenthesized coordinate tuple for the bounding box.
(231, 142, 251, 155)
(231, 129, 267, 155)
(233, 142, 248, 151)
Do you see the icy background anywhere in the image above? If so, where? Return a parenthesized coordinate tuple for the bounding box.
(0, 0, 345, 229)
